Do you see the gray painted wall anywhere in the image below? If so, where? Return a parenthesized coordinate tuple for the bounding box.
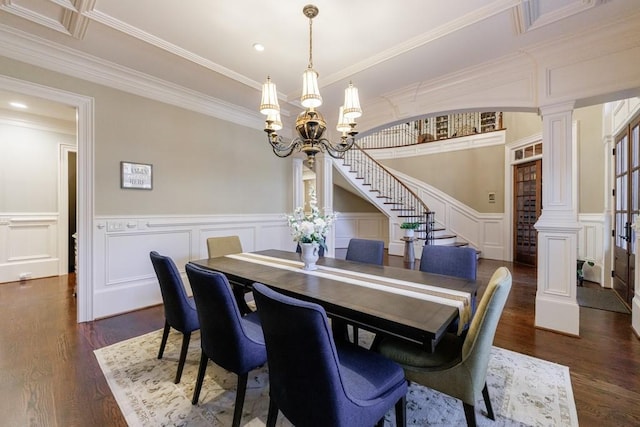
(1, 57, 291, 215)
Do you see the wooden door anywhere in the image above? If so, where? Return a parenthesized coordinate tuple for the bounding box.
(514, 160, 542, 266)
(613, 116, 640, 307)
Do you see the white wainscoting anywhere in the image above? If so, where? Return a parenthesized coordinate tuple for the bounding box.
(333, 213, 389, 250)
(578, 213, 605, 286)
(92, 212, 388, 319)
(0, 213, 60, 282)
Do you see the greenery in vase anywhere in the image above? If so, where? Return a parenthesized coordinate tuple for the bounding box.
(400, 222, 420, 230)
(286, 188, 337, 250)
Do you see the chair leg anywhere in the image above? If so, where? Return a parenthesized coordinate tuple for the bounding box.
(174, 331, 191, 384)
(266, 398, 278, 427)
(462, 403, 477, 427)
(157, 321, 170, 359)
(482, 382, 495, 420)
(369, 333, 383, 351)
(232, 373, 248, 427)
(331, 319, 350, 343)
(395, 395, 406, 427)
(192, 350, 208, 405)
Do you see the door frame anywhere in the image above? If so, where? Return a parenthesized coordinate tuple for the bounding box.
(513, 159, 542, 266)
(504, 133, 543, 263)
(0, 75, 95, 322)
(612, 113, 640, 306)
(58, 143, 76, 276)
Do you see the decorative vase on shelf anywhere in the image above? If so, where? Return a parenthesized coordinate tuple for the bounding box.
(300, 242, 319, 271)
(404, 229, 415, 238)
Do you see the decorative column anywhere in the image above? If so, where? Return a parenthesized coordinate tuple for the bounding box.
(314, 154, 335, 258)
(534, 102, 581, 336)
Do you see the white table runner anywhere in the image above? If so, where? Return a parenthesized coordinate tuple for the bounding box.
(226, 252, 472, 335)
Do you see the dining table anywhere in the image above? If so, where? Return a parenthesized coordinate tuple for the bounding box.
(189, 249, 477, 352)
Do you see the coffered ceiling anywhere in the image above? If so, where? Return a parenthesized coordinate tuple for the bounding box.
(1, 0, 639, 130)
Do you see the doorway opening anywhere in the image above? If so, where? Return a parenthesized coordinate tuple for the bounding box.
(0, 75, 95, 322)
(513, 159, 542, 266)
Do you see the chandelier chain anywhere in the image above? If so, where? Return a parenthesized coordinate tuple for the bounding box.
(308, 13, 313, 69)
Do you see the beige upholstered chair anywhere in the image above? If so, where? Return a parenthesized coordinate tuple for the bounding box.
(206, 235, 251, 314)
(375, 267, 512, 427)
(207, 235, 243, 259)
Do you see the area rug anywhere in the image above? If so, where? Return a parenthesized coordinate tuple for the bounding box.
(94, 329, 579, 426)
(577, 286, 631, 314)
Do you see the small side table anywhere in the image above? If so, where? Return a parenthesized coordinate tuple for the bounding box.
(401, 237, 417, 269)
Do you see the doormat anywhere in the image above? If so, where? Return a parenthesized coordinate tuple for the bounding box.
(577, 286, 631, 314)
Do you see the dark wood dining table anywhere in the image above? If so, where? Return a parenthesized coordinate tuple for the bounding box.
(189, 249, 476, 352)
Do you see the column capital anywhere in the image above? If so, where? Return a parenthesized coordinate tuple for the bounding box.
(539, 101, 576, 116)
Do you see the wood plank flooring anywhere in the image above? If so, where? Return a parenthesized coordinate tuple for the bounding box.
(0, 255, 638, 426)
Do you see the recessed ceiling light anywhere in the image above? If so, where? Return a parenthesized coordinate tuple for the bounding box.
(253, 43, 265, 52)
(9, 101, 28, 109)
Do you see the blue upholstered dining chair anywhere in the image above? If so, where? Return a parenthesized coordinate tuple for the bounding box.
(149, 251, 200, 384)
(345, 238, 385, 265)
(253, 282, 408, 427)
(420, 245, 478, 334)
(419, 245, 477, 280)
(185, 263, 267, 427)
(343, 238, 385, 344)
(374, 267, 512, 427)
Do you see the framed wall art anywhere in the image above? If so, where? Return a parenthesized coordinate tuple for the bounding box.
(120, 161, 153, 190)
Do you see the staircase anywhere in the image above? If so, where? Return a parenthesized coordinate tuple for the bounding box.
(334, 144, 471, 253)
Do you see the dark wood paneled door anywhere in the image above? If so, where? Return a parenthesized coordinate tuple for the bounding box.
(613, 115, 639, 307)
(514, 160, 542, 266)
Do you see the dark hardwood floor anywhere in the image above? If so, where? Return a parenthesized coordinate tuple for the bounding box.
(0, 255, 638, 426)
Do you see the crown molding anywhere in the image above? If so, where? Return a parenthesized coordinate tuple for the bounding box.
(0, 24, 262, 129)
(82, 7, 262, 92)
(321, 0, 521, 88)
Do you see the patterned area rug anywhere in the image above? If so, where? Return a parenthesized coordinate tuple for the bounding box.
(94, 329, 578, 426)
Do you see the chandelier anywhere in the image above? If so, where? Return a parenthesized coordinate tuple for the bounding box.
(259, 4, 362, 168)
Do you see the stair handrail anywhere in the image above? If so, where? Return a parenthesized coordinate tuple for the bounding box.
(358, 122, 422, 149)
(342, 143, 434, 244)
(359, 111, 503, 150)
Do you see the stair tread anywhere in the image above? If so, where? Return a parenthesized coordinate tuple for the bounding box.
(433, 234, 457, 239)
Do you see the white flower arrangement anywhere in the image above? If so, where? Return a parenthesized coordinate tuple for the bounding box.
(286, 188, 337, 250)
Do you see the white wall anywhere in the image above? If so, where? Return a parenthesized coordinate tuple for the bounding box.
(0, 118, 76, 282)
